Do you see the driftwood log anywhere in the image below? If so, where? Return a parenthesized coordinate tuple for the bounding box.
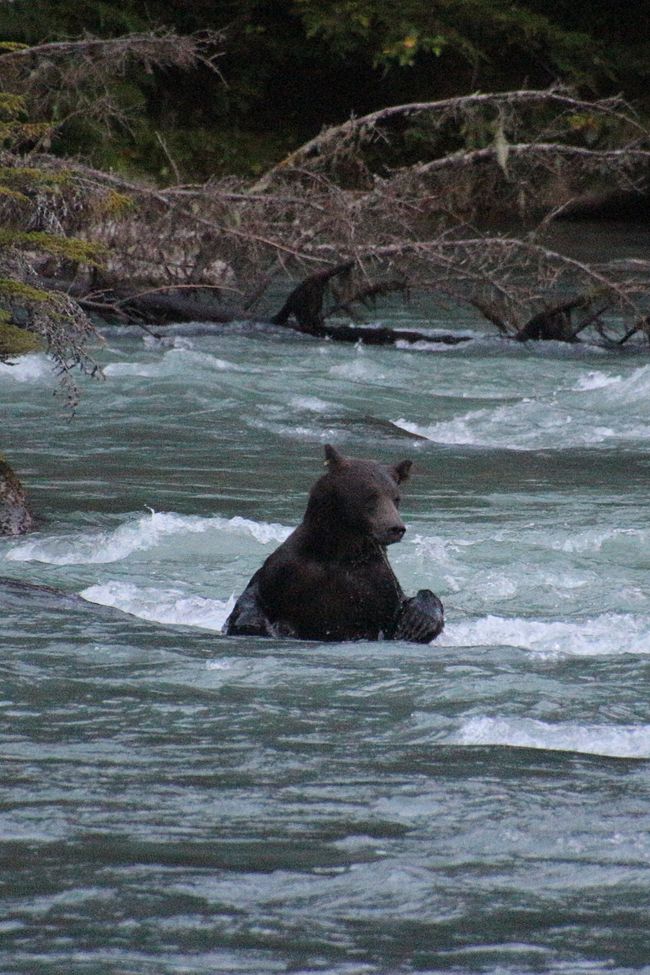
(77, 268, 473, 346)
(75, 267, 624, 349)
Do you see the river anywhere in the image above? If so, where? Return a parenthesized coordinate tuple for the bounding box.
(2, 255, 650, 972)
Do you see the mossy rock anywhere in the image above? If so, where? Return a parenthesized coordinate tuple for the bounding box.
(0, 456, 33, 535)
(0, 321, 43, 357)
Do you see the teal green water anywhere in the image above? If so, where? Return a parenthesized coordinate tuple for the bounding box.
(2, 303, 650, 973)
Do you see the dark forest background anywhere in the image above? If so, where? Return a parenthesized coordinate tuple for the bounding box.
(2, 0, 648, 181)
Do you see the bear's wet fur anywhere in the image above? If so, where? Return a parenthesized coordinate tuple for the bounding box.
(223, 445, 444, 643)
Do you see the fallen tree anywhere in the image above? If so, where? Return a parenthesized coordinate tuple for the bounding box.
(21, 86, 649, 349)
(3, 56, 650, 364)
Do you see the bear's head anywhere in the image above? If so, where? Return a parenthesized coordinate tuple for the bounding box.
(304, 444, 412, 546)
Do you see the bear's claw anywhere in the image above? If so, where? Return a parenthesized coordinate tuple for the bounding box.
(393, 589, 444, 644)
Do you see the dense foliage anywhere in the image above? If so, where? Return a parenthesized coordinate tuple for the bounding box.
(1, 0, 648, 179)
(0, 29, 222, 404)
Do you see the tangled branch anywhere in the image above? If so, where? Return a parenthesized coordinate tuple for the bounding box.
(252, 87, 646, 190)
(4, 78, 650, 382)
(0, 30, 225, 147)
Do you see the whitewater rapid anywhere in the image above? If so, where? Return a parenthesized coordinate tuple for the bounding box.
(5, 297, 650, 975)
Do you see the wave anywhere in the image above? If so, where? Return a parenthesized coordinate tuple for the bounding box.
(4, 510, 290, 566)
(80, 580, 234, 631)
(594, 363, 650, 405)
(550, 524, 650, 566)
(104, 347, 248, 379)
(392, 361, 650, 450)
(288, 394, 335, 414)
(392, 404, 621, 450)
(328, 358, 390, 382)
(572, 370, 623, 392)
(439, 612, 650, 657)
(394, 332, 481, 353)
(0, 353, 52, 384)
(456, 715, 650, 759)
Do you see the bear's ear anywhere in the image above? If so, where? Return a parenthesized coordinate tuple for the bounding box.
(392, 459, 412, 484)
(324, 444, 348, 472)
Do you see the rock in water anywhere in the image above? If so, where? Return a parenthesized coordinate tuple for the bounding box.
(0, 457, 33, 536)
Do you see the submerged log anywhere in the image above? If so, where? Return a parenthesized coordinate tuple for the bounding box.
(78, 273, 473, 346)
(515, 297, 591, 342)
(270, 266, 471, 346)
(271, 262, 354, 327)
(279, 318, 471, 346)
(69, 266, 627, 350)
(516, 306, 576, 342)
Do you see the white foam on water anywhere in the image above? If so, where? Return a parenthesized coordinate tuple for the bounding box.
(456, 715, 650, 759)
(395, 338, 473, 353)
(393, 415, 473, 445)
(392, 400, 621, 450)
(247, 415, 339, 442)
(391, 362, 650, 450)
(328, 358, 387, 382)
(142, 335, 195, 350)
(223, 515, 291, 545)
(104, 348, 244, 379)
(505, 336, 612, 359)
(564, 364, 650, 433)
(288, 395, 334, 414)
(4, 510, 290, 565)
(552, 524, 650, 564)
(80, 581, 234, 631)
(103, 361, 164, 378)
(0, 353, 52, 384)
(439, 612, 650, 658)
(594, 363, 650, 407)
(572, 370, 622, 392)
(553, 525, 622, 555)
(410, 533, 472, 566)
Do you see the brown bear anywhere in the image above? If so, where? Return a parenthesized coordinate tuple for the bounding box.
(223, 444, 444, 643)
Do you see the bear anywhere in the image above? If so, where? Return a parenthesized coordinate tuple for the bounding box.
(223, 444, 444, 643)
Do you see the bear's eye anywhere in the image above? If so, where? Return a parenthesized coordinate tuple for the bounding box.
(393, 494, 400, 508)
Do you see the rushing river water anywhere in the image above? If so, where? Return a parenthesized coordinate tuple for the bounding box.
(3, 273, 650, 973)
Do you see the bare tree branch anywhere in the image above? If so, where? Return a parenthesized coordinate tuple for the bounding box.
(0, 30, 225, 73)
(4, 79, 650, 366)
(252, 87, 646, 190)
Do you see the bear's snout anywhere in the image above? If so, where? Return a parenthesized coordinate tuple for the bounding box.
(377, 522, 406, 545)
